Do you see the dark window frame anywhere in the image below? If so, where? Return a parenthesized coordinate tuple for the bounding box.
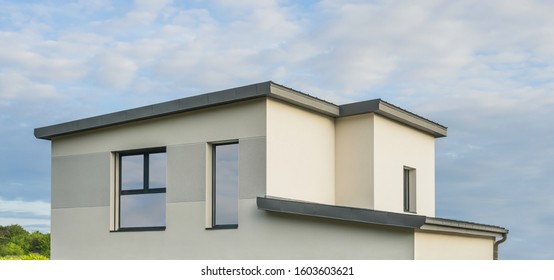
(403, 166, 416, 213)
(210, 142, 239, 230)
(116, 147, 167, 231)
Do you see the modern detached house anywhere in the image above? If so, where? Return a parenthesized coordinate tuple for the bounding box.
(35, 81, 508, 260)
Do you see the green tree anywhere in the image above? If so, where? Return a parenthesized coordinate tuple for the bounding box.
(0, 226, 8, 245)
(0, 242, 25, 256)
(0, 224, 50, 259)
(6, 225, 28, 237)
(26, 232, 50, 257)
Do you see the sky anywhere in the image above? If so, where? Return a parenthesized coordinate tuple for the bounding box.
(0, 0, 553, 260)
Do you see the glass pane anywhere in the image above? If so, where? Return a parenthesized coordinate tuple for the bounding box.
(214, 143, 239, 226)
(149, 153, 167, 189)
(120, 193, 166, 228)
(121, 155, 143, 190)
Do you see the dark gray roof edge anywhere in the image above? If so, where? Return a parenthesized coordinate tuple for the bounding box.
(257, 196, 426, 229)
(339, 99, 448, 138)
(425, 217, 509, 234)
(34, 81, 342, 140)
(268, 82, 340, 117)
(257, 197, 508, 237)
(270, 82, 338, 107)
(34, 81, 273, 140)
(34, 81, 445, 140)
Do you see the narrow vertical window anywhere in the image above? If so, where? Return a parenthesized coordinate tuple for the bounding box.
(404, 166, 416, 213)
(212, 142, 239, 229)
(117, 148, 166, 231)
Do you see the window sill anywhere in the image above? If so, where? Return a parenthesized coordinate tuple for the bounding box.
(111, 226, 166, 232)
(206, 225, 238, 230)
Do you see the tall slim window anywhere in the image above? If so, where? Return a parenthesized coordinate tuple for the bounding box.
(212, 142, 239, 229)
(403, 166, 416, 213)
(117, 148, 166, 231)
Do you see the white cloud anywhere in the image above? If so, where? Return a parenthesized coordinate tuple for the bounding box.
(0, 72, 59, 101)
(0, 197, 50, 233)
(91, 52, 139, 89)
(0, 197, 50, 217)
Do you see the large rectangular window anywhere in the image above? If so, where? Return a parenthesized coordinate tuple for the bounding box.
(212, 142, 239, 229)
(116, 148, 167, 231)
(403, 166, 416, 213)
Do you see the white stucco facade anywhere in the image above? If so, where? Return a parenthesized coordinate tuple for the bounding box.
(335, 114, 375, 209)
(335, 113, 435, 217)
(373, 114, 436, 217)
(414, 231, 495, 260)
(266, 98, 336, 204)
(36, 81, 507, 260)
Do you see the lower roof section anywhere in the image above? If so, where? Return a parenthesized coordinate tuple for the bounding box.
(422, 217, 508, 238)
(257, 196, 508, 238)
(257, 196, 426, 229)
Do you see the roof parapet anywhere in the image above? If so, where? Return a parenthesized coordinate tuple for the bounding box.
(34, 82, 273, 140)
(258, 197, 508, 240)
(34, 81, 444, 140)
(340, 99, 447, 138)
(421, 217, 509, 238)
(35, 81, 337, 140)
(257, 196, 427, 229)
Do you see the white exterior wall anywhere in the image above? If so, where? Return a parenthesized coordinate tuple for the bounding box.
(51, 199, 415, 259)
(373, 114, 436, 216)
(335, 114, 374, 209)
(47, 95, 460, 259)
(51, 98, 411, 259)
(266, 98, 336, 204)
(52, 100, 266, 157)
(414, 231, 495, 260)
(50, 100, 268, 259)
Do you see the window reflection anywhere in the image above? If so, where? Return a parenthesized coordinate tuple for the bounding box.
(120, 193, 166, 228)
(121, 154, 143, 190)
(149, 153, 167, 189)
(214, 143, 239, 227)
(118, 149, 166, 230)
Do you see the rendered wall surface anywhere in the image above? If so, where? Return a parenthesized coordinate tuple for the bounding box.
(335, 114, 374, 209)
(414, 231, 494, 260)
(266, 98, 336, 204)
(49, 96, 455, 259)
(373, 114, 436, 216)
(51, 199, 415, 259)
(50, 100, 268, 259)
(51, 99, 266, 157)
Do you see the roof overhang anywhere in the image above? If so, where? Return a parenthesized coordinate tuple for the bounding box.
(34, 81, 339, 140)
(420, 217, 509, 239)
(257, 197, 508, 239)
(257, 196, 426, 229)
(34, 81, 445, 140)
(340, 99, 447, 138)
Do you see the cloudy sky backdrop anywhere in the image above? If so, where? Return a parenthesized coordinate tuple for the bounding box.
(1, 0, 553, 259)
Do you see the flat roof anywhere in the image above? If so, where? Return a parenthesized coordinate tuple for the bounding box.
(422, 216, 508, 237)
(257, 196, 427, 229)
(34, 81, 447, 140)
(257, 197, 507, 238)
(340, 99, 447, 137)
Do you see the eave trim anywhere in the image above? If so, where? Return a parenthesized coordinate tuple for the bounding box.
(339, 99, 448, 138)
(257, 196, 427, 229)
(34, 81, 340, 140)
(421, 217, 509, 238)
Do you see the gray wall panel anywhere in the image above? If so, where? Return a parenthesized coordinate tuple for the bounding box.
(51, 153, 110, 208)
(167, 143, 206, 203)
(239, 137, 266, 199)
